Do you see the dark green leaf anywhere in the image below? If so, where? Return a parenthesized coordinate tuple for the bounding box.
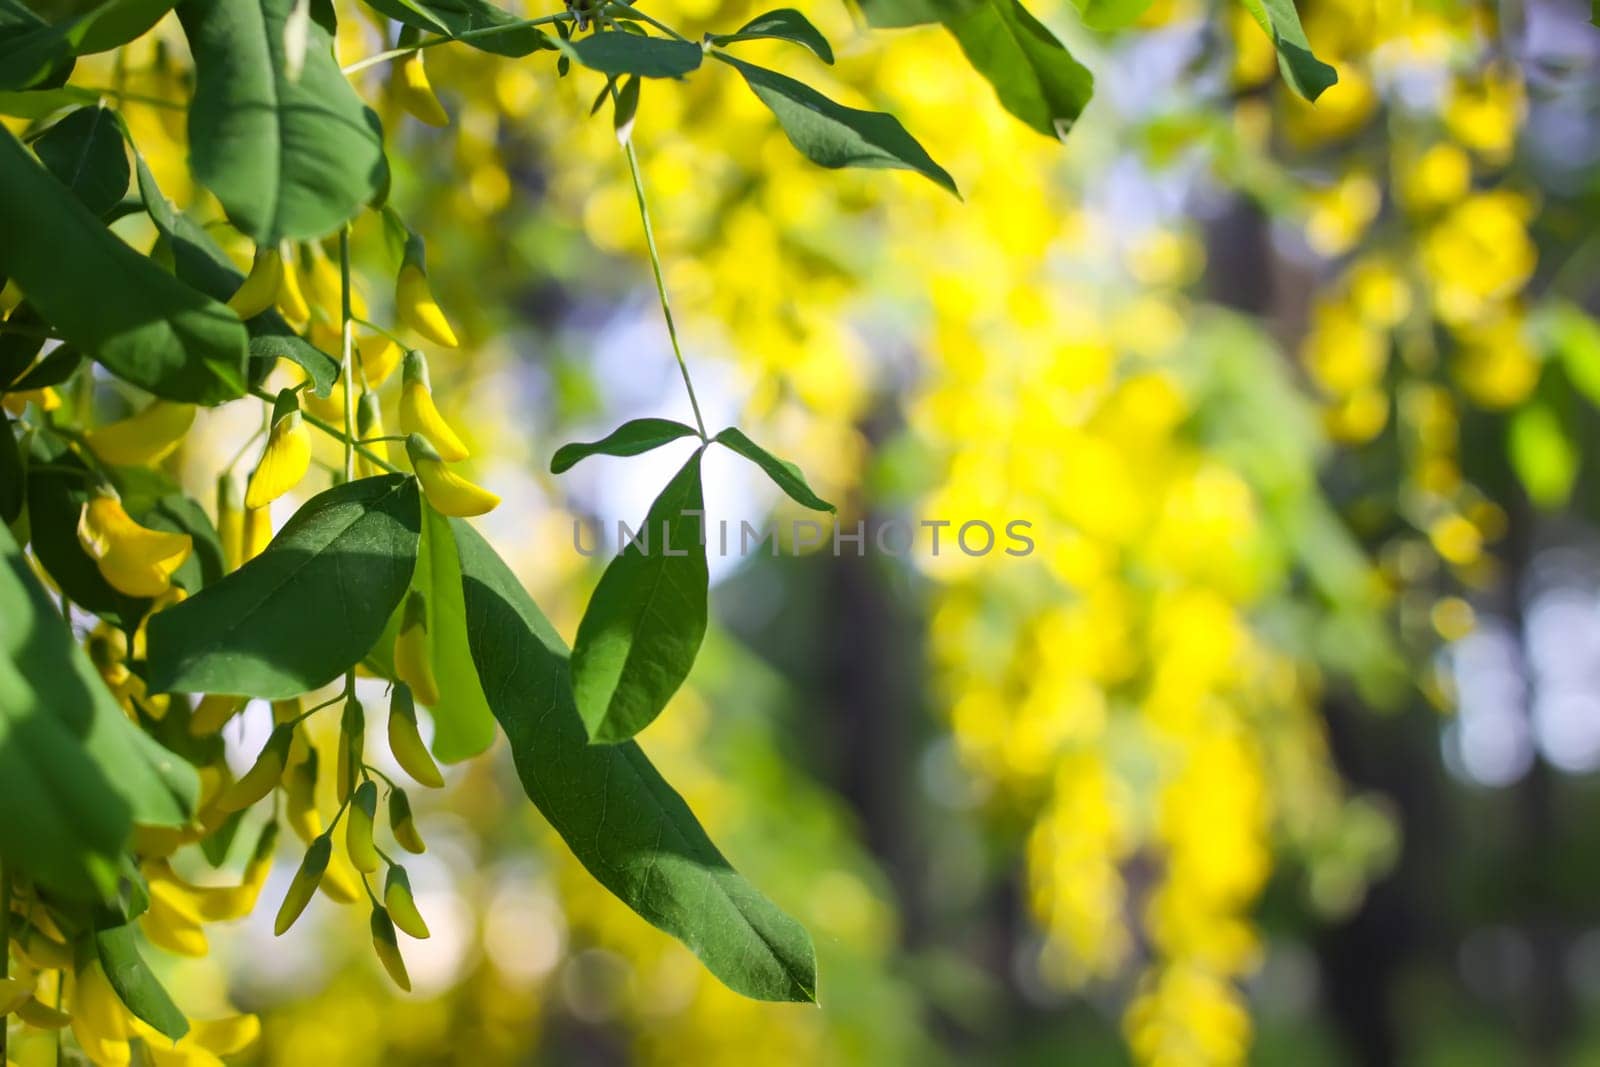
(0, 411, 21, 524)
(0, 126, 248, 404)
(550, 417, 699, 473)
(715, 54, 957, 195)
(1239, 0, 1336, 101)
(139, 493, 224, 593)
(0, 303, 47, 385)
(8, 345, 83, 390)
(455, 518, 817, 1001)
(0, 520, 198, 900)
(946, 0, 1093, 139)
(361, 0, 555, 56)
(74, 0, 180, 54)
(94, 922, 189, 1040)
(713, 426, 835, 512)
(571, 451, 708, 744)
(853, 0, 972, 28)
(365, 503, 497, 762)
(33, 104, 130, 216)
(560, 31, 703, 78)
(147, 475, 421, 698)
(710, 8, 834, 64)
(178, 0, 388, 242)
(0, 0, 73, 91)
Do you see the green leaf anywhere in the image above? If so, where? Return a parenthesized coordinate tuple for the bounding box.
(361, 0, 556, 56)
(455, 518, 817, 1001)
(715, 54, 957, 195)
(0, 412, 21, 524)
(853, 0, 973, 29)
(947, 0, 1092, 139)
(0, 85, 99, 119)
(140, 493, 225, 593)
(1538, 301, 1600, 409)
(713, 426, 835, 512)
(8, 345, 83, 391)
(0, 0, 73, 91)
(95, 922, 189, 1040)
(147, 475, 421, 699)
(710, 8, 834, 64)
(550, 417, 700, 474)
(560, 31, 703, 78)
(178, 0, 388, 242)
(74, 0, 180, 54)
(0, 126, 248, 405)
(1238, 0, 1337, 101)
(366, 504, 497, 762)
(571, 451, 708, 744)
(33, 104, 130, 217)
(0, 520, 198, 900)
(1070, 0, 1151, 29)
(1508, 402, 1578, 510)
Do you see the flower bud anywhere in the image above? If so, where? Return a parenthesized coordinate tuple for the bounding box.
(388, 786, 425, 854)
(336, 696, 365, 804)
(370, 907, 412, 991)
(398, 349, 468, 460)
(396, 236, 458, 348)
(346, 779, 380, 874)
(219, 724, 292, 812)
(393, 593, 441, 706)
(388, 683, 443, 788)
(245, 389, 311, 510)
(275, 834, 331, 935)
(383, 865, 430, 939)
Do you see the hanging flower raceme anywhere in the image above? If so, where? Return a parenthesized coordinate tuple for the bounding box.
(83, 401, 195, 466)
(392, 29, 450, 128)
(227, 245, 285, 319)
(398, 349, 469, 460)
(395, 234, 459, 347)
(406, 433, 499, 517)
(245, 388, 311, 510)
(77, 487, 193, 598)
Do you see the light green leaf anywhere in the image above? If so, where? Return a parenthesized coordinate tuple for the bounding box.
(1538, 301, 1600, 409)
(946, 0, 1093, 139)
(0, 85, 99, 119)
(366, 503, 497, 762)
(571, 450, 708, 744)
(853, 0, 972, 29)
(560, 31, 703, 78)
(1508, 402, 1578, 510)
(455, 518, 817, 1002)
(95, 922, 188, 1040)
(1071, 0, 1152, 30)
(361, 0, 556, 56)
(0, 125, 248, 404)
(178, 0, 388, 242)
(713, 426, 835, 512)
(147, 475, 421, 699)
(550, 417, 700, 474)
(33, 104, 130, 217)
(0, 521, 198, 901)
(715, 53, 957, 195)
(1238, 0, 1337, 101)
(710, 8, 834, 64)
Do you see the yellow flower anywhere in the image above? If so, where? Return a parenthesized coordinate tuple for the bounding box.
(1324, 387, 1389, 444)
(84, 401, 195, 466)
(242, 504, 273, 563)
(361, 336, 403, 387)
(407, 433, 499, 517)
(275, 244, 311, 323)
(77, 491, 192, 598)
(1423, 192, 1536, 324)
(1444, 66, 1524, 165)
(398, 349, 468, 460)
(393, 593, 441, 705)
(384, 865, 431, 939)
(2, 386, 61, 415)
(1305, 171, 1381, 256)
(227, 246, 284, 319)
(356, 390, 391, 479)
(394, 49, 450, 127)
(69, 960, 132, 1067)
(1399, 143, 1470, 214)
(396, 236, 459, 347)
(245, 390, 311, 510)
(131, 1014, 261, 1067)
(388, 682, 444, 787)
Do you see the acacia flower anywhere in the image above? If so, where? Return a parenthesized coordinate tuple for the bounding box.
(84, 401, 195, 466)
(398, 349, 468, 460)
(388, 683, 444, 787)
(370, 907, 412, 991)
(396, 235, 459, 347)
(244, 389, 311, 510)
(394, 48, 450, 127)
(356, 390, 390, 479)
(393, 593, 442, 706)
(275, 243, 311, 323)
(388, 787, 426, 854)
(227, 245, 284, 319)
(384, 865, 430, 939)
(77, 489, 192, 598)
(407, 433, 499, 517)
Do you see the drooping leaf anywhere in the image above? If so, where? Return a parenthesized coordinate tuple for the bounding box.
(33, 104, 130, 217)
(178, 0, 388, 242)
(0, 126, 248, 404)
(715, 54, 957, 195)
(361, 0, 556, 56)
(550, 417, 700, 474)
(0, 521, 198, 900)
(571, 451, 709, 744)
(94, 922, 189, 1040)
(946, 0, 1093, 139)
(366, 503, 497, 762)
(559, 31, 703, 78)
(455, 519, 817, 1001)
(1238, 0, 1337, 101)
(713, 426, 835, 512)
(147, 475, 421, 699)
(710, 8, 834, 64)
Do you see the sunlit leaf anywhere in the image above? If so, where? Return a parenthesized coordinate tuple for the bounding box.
(550, 417, 700, 473)
(712, 426, 835, 512)
(1238, 0, 1337, 101)
(947, 0, 1093, 139)
(559, 31, 703, 78)
(710, 8, 834, 64)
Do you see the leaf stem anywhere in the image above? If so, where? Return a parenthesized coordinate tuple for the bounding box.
(341, 13, 575, 75)
(339, 227, 356, 483)
(250, 387, 400, 473)
(605, 2, 693, 43)
(621, 137, 708, 440)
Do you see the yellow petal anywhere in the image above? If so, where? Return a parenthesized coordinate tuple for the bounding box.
(414, 456, 498, 517)
(227, 247, 284, 319)
(360, 338, 402, 387)
(78, 495, 192, 598)
(396, 264, 458, 347)
(393, 598, 441, 705)
(70, 962, 132, 1067)
(395, 50, 450, 127)
(399, 382, 469, 461)
(242, 505, 273, 563)
(275, 248, 311, 323)
(84, 402, 196, 467)
(244, 411, 311, 509)
(139, 883, 210, 957)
